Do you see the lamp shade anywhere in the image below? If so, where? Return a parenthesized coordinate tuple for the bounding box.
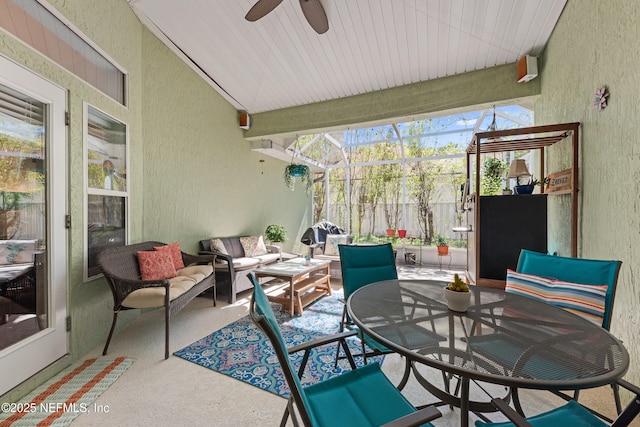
(507, 159, 531, 178)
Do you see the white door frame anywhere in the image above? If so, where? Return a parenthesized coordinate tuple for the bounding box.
(0, 55, 68, 395)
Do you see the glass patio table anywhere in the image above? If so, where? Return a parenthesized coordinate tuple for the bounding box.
(347, 279, 629, 426)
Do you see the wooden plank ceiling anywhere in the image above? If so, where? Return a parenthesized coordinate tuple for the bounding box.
(129, 0, 567, 114)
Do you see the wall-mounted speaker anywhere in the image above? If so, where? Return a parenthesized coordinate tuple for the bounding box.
(517, 55, 538, 83)
(239, 112, 250, 130)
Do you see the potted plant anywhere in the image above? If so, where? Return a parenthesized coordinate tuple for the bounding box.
(444, 273, 471, 312)
(264, 224, 287, 245)
(283, 163, 312, 193)
(434, 234, 449, 256)
(515, 176, 549, 195)
(502, 179, 512, 195)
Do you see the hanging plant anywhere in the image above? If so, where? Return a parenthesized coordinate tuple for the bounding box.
(481, 158, 507, 195)
(283, 163, 312, 193)
(283, 139, 312, 194)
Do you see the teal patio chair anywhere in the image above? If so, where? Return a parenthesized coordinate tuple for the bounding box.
(516, 249, 623, 412)
(335, 244, 398, 364)
(475, 378, 640, 427)
(248, 273, 441, 427)
(336, 243, 451, 393)
(515, 249, 622, 331)
(469, 249, 623, 417)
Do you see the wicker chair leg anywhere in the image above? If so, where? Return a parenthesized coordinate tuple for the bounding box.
(165, 306, 170, 359)
(103, 311, 119, 356)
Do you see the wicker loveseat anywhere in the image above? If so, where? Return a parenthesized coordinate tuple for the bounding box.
(97, 241, 216, 359)
(199, 236, 281, 304)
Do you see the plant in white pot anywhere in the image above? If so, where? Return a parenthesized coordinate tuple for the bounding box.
(444, 273, 471, 312)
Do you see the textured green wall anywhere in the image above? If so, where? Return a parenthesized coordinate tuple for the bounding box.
(0, 0, 309, 400)
(536, 0, 640, 386)
(0, 0, 145, 400)
(139, 30, 311, 254)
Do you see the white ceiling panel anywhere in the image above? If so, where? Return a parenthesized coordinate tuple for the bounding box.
(128, 0, 567, 114)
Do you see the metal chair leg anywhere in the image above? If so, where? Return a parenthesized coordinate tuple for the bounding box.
(397, 357, 412, 391)
(511, 387, 525, 416)
(280, 398, 295, 427)
(612, 382, 623, 414)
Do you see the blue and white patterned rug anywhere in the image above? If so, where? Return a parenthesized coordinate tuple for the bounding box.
(174, 292, 381, 397)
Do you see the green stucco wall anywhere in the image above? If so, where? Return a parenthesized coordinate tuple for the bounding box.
(138, 30, 311, 253)
(536, 0, 640, 386)
(0, 0, 145, 400)
(0, 0, 309, 400)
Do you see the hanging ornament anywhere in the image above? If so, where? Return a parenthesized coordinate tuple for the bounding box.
(592, 86, 609, 111)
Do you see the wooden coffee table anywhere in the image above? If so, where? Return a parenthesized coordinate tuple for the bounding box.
(254, 258, 332, 316)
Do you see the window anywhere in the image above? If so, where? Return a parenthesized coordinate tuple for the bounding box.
(85, 104, 128, 279)
(1, 0, 127, 104)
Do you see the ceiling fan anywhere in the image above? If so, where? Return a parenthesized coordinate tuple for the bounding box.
(245, 0, 329, 34)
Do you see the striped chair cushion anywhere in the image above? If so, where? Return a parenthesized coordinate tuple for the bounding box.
(505, 269, 607, 325)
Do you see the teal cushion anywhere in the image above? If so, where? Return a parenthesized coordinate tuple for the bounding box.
(516, 249, 621, 329)
(505, 269, 607, 325)
(475, 400, 607, 427)
(305, 362, 433, 427)
(339, 244, 398, 299)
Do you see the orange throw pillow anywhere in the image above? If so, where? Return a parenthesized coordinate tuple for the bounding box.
(138, 250, 177, 281)
(153, 242, 185, 270)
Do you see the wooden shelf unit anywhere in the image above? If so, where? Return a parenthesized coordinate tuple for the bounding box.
(465, 122, 580, 288)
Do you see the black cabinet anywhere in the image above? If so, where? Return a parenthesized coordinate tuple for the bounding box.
(467, 194, 547, 286)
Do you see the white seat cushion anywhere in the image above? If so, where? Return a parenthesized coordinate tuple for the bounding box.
(122, 264, 213, 309)
(229, 257, 261, 270)
(253, 253, 280, 265)
(314, 253, 340, 261)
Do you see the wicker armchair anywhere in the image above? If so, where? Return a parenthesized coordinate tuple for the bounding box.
(97, 241, 216, 359)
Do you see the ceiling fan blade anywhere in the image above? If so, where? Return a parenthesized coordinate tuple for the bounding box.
(245, 0, 284, 22)
(299, 0, 329, 34)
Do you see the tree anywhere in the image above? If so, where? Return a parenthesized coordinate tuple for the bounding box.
(312, 174, 326, 224)
(378, 143, 402, 231)
(404, 120, 458, 244)
(0, 134, 44, 239)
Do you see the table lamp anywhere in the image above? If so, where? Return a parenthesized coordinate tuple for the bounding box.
(508, 159, 534, 194)
(507, 159, 531, 185)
